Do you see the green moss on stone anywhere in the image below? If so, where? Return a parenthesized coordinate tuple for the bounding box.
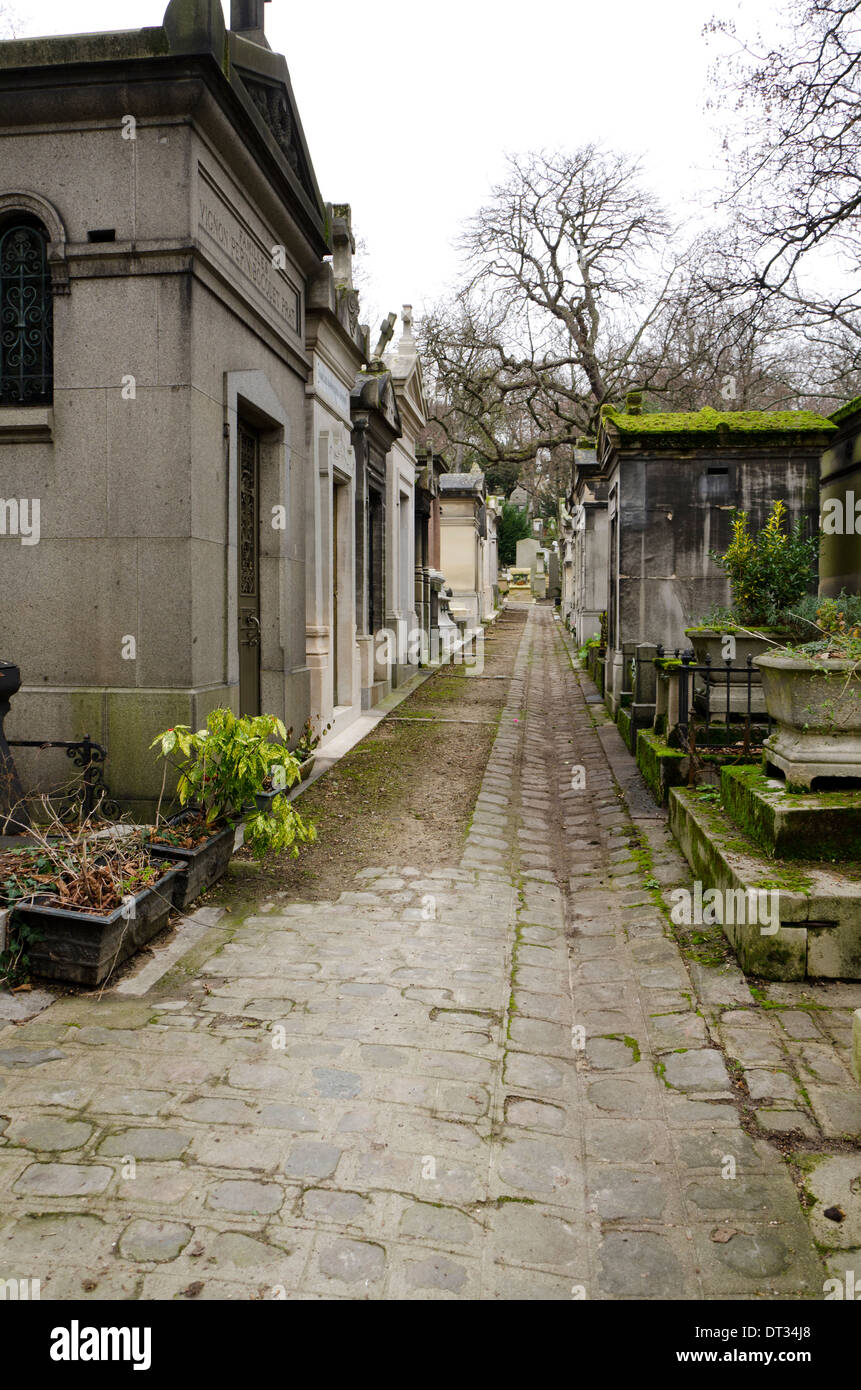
(600, 404, 836, 449)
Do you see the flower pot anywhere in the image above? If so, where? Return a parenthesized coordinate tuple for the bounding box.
(755, 652, 861, 790)
(684, 628, 788, 717)
(12, 862, 184, 987)
(147, 817, 237, 911)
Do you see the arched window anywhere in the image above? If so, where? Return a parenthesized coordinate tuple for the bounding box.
(0, 216, 53, 405)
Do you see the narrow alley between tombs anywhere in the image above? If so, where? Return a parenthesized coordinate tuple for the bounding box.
(1, 607, 849, 1300)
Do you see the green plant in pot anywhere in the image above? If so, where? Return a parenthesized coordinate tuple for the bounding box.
(150, 709, 316, 861)
(709, 499, 819, 631)
(685, 501, 820, 713)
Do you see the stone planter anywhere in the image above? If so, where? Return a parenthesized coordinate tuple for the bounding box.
(12, 862, 184, 987)
(685, 628, 786, 717)
(755, 653, 861, 790)
(147, 816, 238, 912)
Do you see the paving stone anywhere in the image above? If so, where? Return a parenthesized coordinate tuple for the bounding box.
(776, 1010, 824, 1041)
(496, 1137, 580, 1197)
(316, 1237, 386, 1288)
(7, 1118, 93, 1151)
(311, 1068, 363, 1099)
(806, 1084, 861, 1138)
(98, 1128, 190, 1160)
(206, 1180, 284, 1215)
(743, 1069, 800, 1103)
(585, 1037, 637, 1070)
(587, 1077, 658, 1115)
(119, 1219, 192, 1262)
(403, 1253, 470, 1292)
(720, 1027, 785, 1067)
(801, 1153, 861, 1249)
(647, 1012, 708, 1050)
(660, 1049, 731, 1094)
(589, 1170, 672, 1221)
(398, 1201, 477, 1246)
(13, 1163, 112, 1196)
(0, 1212, 115, 1266)
(754, 1108, 819, 1138)
(597, 1231, 685, 1298)
(0, 1047, 66, 1068)
(303, 1189, 371, 1225)
(504, 1053, 566, 1091)
(505, 1098, 566, 1133)
(585, 1118, 671, 1165)
(283, 1142, 342, 1181)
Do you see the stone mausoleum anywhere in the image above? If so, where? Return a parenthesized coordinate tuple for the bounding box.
(594, 402, 834, 711)
(0, 0, 331, 813)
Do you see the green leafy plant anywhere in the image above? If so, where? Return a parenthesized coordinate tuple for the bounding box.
(783, 590, 861, 661)
(291, 717, 332, 763)
(0, 914, 42, 988)
(710, 500, 819, 628)
(150, 708, 316, 861)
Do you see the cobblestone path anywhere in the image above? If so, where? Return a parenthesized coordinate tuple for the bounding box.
(0, 607, 846, 1299)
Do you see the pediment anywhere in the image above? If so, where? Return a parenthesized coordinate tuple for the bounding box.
(234, 65, 318, 208)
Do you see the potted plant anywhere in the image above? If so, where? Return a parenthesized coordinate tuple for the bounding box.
(0, 817, 184, 988)
(148, 709, 316, 904)
(756, 592, 861, 790)
(254, 717, 331, 808)
(685, 500, 820, 713)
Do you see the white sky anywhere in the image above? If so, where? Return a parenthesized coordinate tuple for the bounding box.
(4, 0, 769, 327)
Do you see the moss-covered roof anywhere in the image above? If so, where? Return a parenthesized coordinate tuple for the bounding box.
(830, 394, 861, 425)
(600, 405, 836, 449)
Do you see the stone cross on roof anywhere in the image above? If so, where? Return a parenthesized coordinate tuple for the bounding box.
(372, 312, 397, 359)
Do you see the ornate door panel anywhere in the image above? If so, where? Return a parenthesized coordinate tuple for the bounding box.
(238, 423, 261, 716)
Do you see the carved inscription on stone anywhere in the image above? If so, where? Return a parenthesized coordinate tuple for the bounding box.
(198, 174, 301, 334)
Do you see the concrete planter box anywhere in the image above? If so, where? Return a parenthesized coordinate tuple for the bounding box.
(685, 628, 786, 716)
(12, 863, 183, 987)
(756, 653, 861, 790)
(148, 819, 237, 912)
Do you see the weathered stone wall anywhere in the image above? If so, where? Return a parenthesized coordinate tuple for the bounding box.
(820, 403, 861, 597)
(0, 19, 326, 814)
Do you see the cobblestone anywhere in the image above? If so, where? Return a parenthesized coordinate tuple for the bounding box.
(0, 607, 852, 1300)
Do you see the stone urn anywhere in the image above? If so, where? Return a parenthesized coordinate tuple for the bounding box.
(755, 652, 861, 790)
(684, 627, 787, 717)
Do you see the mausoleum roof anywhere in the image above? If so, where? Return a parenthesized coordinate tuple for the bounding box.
(600, 405, 836, 449)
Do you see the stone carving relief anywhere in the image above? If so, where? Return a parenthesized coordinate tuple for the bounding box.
(240, 73, 315, 202)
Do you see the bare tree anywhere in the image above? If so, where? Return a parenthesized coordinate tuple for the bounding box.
(704, 1, 861, 369)
(421, 146, 682, 463)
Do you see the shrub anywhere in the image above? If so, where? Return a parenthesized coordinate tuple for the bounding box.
(151, 709, 316, 861)
(710, 500, 818, 627)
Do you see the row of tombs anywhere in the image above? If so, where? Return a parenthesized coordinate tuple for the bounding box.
(0, 0, 502, 824)
(558, 393, 861, 983)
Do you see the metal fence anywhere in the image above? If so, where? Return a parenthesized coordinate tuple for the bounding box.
(656, 647, 772, 752)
